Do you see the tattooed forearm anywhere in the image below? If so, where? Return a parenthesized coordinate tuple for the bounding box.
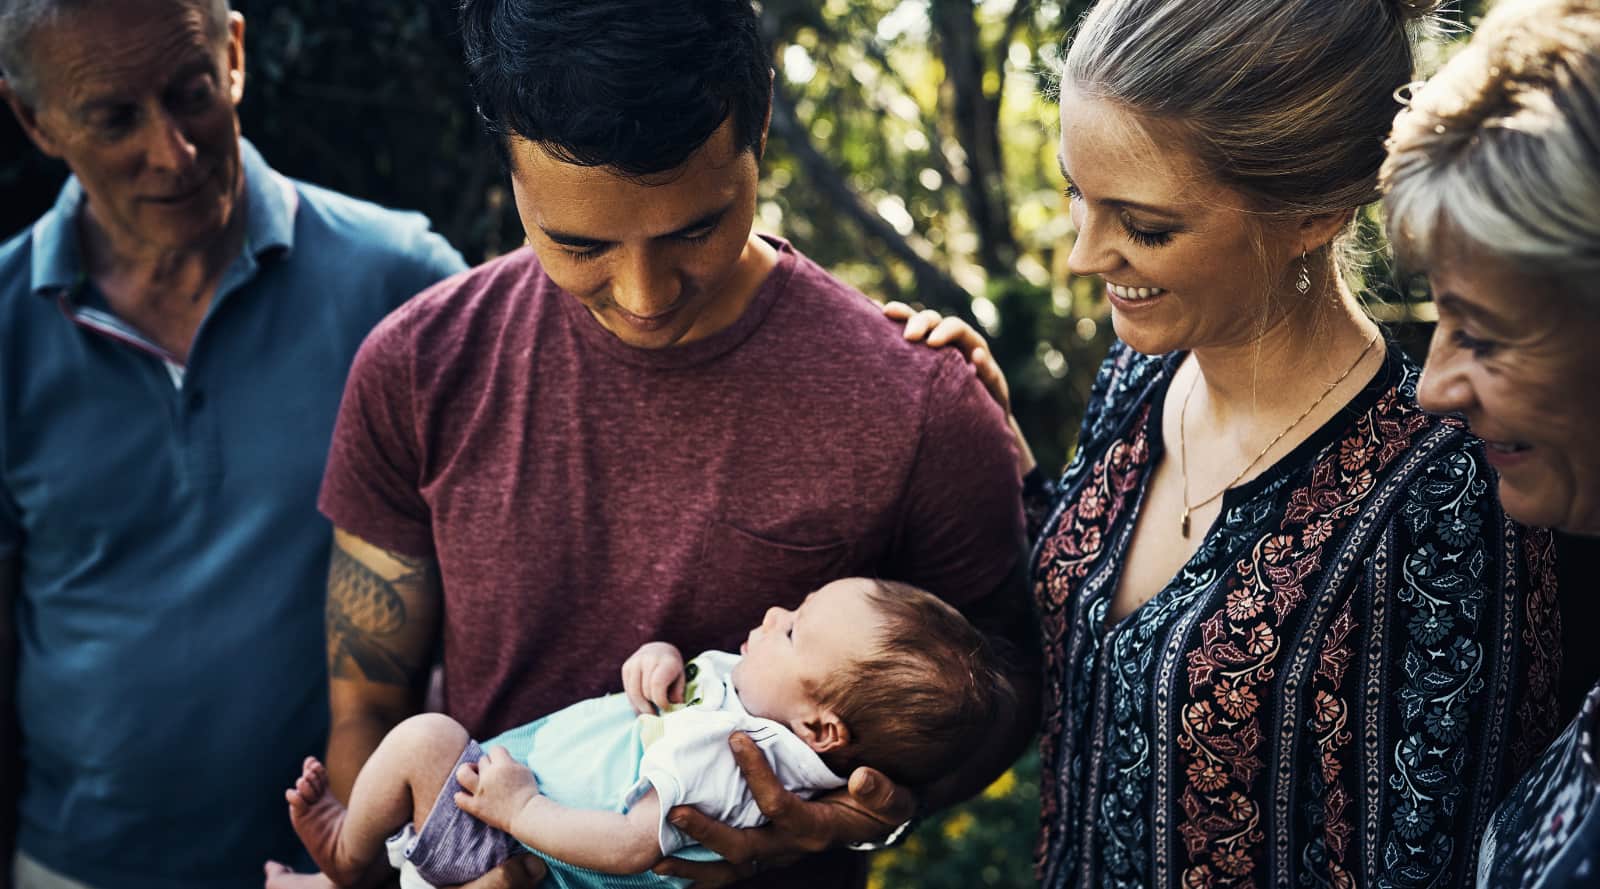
(326, 546, 434, 686)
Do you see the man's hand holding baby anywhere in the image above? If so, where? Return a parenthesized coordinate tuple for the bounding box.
(653, 731, 918, 887)
(454, 745, 542, 833)
(622, 641, 687, 715)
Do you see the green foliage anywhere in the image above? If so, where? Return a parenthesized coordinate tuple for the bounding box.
(755, 0, 1099, 464)
(870, 748, 1041, 889)
(986, 275, 1113, 475)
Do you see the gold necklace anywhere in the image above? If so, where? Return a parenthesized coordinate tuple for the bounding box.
(1178, 332, 1380, 537)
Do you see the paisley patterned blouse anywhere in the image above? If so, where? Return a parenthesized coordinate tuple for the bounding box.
(1027, 341, 1561, 889)
(1477, 681, 1600, 888)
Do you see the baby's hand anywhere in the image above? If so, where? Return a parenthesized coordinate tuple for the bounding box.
(454, 745, 541, 832)
(622, 641, 686, 715)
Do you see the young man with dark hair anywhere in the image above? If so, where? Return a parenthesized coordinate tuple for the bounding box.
(268, 2, 1036, 887)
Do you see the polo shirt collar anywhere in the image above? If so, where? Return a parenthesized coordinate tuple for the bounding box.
(28, 137, 297, 301)
(237, 137, 297, 259)
(28, 176, 84, 297)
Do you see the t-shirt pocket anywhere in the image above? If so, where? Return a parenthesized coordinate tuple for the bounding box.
(690, 519, 853, 640)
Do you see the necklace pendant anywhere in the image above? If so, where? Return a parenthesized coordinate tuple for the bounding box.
(1181, 508, 1191, 538)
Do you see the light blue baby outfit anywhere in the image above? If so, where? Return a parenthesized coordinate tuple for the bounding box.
(389, 652, 844, 889)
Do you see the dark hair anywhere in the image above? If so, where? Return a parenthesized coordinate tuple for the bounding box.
(457, 0, 771, 177)
(813, 580, 1017, 790)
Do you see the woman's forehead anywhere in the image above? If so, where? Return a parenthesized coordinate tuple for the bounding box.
(1057, 88, 1222, 211)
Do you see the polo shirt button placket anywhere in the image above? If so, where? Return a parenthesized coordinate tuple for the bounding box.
(180, 382, 222, 487)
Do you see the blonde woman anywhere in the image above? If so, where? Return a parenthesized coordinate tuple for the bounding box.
(889, 0, 1562, 884)
(1381, 1, 1600, 885)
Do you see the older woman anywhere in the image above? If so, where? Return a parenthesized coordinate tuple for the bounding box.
(889, 0, 1563, 884)
(1381, 0, 1600, 885)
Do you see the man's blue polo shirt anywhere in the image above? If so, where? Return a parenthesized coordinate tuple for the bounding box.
(0, 140, 465, 887)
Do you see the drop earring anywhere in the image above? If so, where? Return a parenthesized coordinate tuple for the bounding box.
(1295, 251, 1311, 295)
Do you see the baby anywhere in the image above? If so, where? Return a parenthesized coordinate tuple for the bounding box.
(284, 577, 1014, 889)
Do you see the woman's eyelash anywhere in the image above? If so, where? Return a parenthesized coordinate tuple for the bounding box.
(1064, 180, 1174, 247)
(1124, 225, 1173, 248)
(1453, 328, 1497, 358)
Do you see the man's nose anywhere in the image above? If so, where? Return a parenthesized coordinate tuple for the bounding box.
(611, 247, 681, 316)
(144, 109, 200, 177)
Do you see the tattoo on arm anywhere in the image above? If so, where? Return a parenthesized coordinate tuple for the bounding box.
(326, 545, 436, 686)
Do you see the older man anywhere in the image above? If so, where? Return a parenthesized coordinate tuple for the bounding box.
(0, 1, 465, 886)
(263, 2, 1038, 889)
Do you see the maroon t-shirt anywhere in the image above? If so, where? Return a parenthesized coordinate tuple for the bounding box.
(320, 237, 1022, 882)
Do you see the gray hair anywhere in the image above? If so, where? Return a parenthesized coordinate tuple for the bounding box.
(1381, 0, 1600, 291)
(1064, 0, 1444, 224)
(0, 0, 231, 104)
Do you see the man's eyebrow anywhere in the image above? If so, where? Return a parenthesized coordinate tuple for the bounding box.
(540, 228, 607, 249)
(540, 205, 732, 249)
(77, 58, 214, 115)
(163, 58, 220, 88)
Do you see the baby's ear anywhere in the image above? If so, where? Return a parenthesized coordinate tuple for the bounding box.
(797, 711, 850, 754)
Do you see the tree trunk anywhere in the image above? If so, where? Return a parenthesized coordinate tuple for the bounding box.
(930, 0, 1018, 276)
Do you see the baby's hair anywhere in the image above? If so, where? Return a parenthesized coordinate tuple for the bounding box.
(811, 579, 1017, 789)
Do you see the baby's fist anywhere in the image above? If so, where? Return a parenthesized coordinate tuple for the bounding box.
(454, 745, 539, 831)
(622, 642, 686, 715)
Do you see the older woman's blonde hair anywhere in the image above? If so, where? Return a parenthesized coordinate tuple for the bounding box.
(1381, 0, 1600, 288)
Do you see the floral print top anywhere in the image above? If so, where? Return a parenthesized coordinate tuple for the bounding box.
(1028, 341, 1561, 889)
(1477, 680, 1600, 888)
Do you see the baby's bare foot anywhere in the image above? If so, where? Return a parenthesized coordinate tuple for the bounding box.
(285, 757, 368, 887)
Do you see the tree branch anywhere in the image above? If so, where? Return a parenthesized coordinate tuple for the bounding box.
(769, 85, 975, 318)
(930, 0, 1018, 271)
(787, 11, 961, 202)
(996, 0, 1037, 80)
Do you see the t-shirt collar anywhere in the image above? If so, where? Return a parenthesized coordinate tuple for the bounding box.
(29, 137, 297, 300)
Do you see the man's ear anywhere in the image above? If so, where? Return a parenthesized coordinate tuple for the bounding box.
(757, 71, 773, 160)
(226, 11, 247, 106)
(0, 78, 62, 159)
(797, 710, 850, 755)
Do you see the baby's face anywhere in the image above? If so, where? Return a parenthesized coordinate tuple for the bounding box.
(730, 578, 886, 731)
